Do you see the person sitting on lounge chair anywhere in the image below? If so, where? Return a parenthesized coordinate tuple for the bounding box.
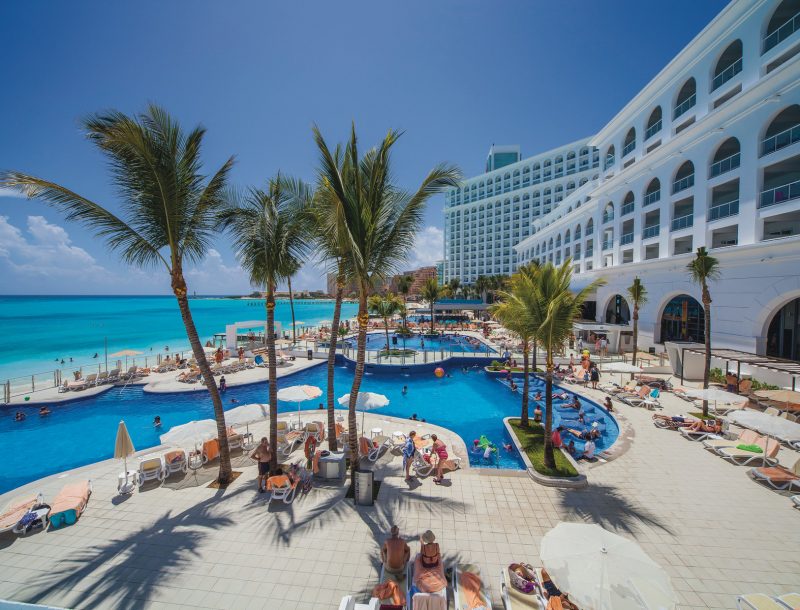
(381, 525, 410, 577)
(266, 468, 291, 491)
(413, 530, 447, 593)
(685, 419, 722, 434)
(540, 568, 579, 609)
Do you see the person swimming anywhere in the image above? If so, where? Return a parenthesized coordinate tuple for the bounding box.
(39, 406, 51, 416)
(15, 411, 26, 422)
(153, 416, 162, 427)
(402, 385, 408, 395)
(503, 442, 513, 452)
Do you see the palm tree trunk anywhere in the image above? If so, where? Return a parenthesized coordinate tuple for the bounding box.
(430, 301, 435, 334)
(266, 285, 279, 472)
(384, 318, 390, 353)
(532, 339, 538, 373)
(702, 283, 712, 418)
(632, 305, 639, 367)
(347, 285, 369, 489)
(288, 276, 297, 345)
(326, 274, 344, 451)
(543, 355, 556, 469)
(172, 271, 232, 484)
(521, 343, 530, 427)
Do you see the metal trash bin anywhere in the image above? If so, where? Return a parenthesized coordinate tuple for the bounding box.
(307, 349, 313, 360)
(354, 469, 373, 506)
(317, 451, 346, 480)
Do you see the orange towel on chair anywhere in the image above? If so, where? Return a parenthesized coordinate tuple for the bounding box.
(359, 437, 373, 455)
(459, 571, 485, 610)
(312, 449, 322, 474)
(266, 475, 292, 491)
(203, 439, 220, 461)
(372, 580, 405, 606)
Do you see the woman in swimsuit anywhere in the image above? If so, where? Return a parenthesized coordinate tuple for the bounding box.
(430, 434, 449, 484)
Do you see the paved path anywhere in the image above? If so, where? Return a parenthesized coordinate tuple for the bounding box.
(0, 386, 798, 609)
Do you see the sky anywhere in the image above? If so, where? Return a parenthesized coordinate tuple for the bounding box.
(0, 0, 727, 295)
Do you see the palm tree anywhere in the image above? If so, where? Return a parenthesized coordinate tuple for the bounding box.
(475, 275, 490, 303)
(0, 106, 237, 483)
(626, 277, 648, 367)
(420, 277, 449, 334)
(530, 260, 605, 468)
(220, 175, 311, 471)
(687, 247, 721, 417)
(490, 271, 538, 426)
(396, 275, 414, 330)
(286, 260, 301, 345)
(368, 293, 403, 352)
(448, 278, 461, 298)
(313, 123, 459, 483)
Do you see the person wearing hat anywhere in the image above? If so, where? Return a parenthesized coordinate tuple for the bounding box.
(419, 530, 440, 568)
(381, 526, 410, 577)
(412, 530, 447, 594)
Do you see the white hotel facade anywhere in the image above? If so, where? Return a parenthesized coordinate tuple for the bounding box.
(444, 0, 800, 361)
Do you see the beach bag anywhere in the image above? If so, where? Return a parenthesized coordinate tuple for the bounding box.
(508, 563, 537, 594)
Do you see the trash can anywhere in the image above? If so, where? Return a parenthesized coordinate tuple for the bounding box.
(307, 349, 313, 360)
(354, 469, 373, 506)
(317, 451, 346, 480)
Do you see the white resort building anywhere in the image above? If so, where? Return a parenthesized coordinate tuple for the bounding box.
(445, 0, 800, 363)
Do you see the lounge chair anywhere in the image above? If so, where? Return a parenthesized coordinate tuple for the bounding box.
(737, 593, 787, 610)
(201, 439, 220, 464)
(703, 429, 759, 450)
(377, 560, 409, 608)
(0, 494, 42, 534)
(49, 480, 92, 529)
(500, 563, 546, 610)
(793, 495, 800, 509)
(227, 433, 244, 452)
(628, 387, 661, 409)
(119, 366, 138, 381)
(163, 449, 187, 476)
(407, 555, 447, 610)
(715, 437, 780, 467)
(776, 593, 800, 609)
(359, 436, 392, 462)
(453, 563, 491, 610)
(304, 422, 324, 443)
(679, 421, 722, 442)
(95, 371, 109, 385)
(337, 597, 379, 610)
(106, 368, 121, 383)
(137, 456, 166, 488)
(410, 452, 436, 478)
(266, 473, 298, 504)
(749, 458, 800, 490)
(619, 385, 651, 406)
(57, 380, 69, 393)
(277, 425, 304, 457)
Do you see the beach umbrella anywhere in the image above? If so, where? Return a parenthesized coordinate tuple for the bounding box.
(338, 392, 389, 436)
(278, 384, 322, 427)
(728, 409, 800, 441)
(225, 403, 269, 439)
(601, 362, 643, 384)
(686, 388, 746, 413)
(159, 419, 217, 447)
(109, 349, 143, 369)
(540, 522, 678, 610)
(114, 420, 136, 494)
(754, 389, 800, 410)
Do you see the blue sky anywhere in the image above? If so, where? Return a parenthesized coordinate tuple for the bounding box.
(0, 0, 726, 294)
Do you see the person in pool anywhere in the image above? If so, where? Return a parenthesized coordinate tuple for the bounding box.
(154, 416, 162, 427)
(604, 397, 614, 412)
(402, 385, 408, 395)
(39, 406, 51, 416)
(14, 411, 26, 422)
(410, 413, 418, 421)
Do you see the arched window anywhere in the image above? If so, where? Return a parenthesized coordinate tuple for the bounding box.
(548, 238, 554, 250)
(623, 128, 636, 157)
(674, 78, 696, 119)
(711, 137, 741, 177)
(603, 202, 615, 223)
(673, 161, 695, 194)
(579, 177, 588, 186)
(564, 229, 571, 244)
(586, 218, 594, 235)
(660, 295, 705, 343)
(763, 0, 800, 53)
(605, 295, 631, 325)
(644, 178, 661, 206)
(556, 234, 562, 248)
(566, 181, 576, 194)
(767, 296, 800, 359)
(646, 106, 663, 140)
(713, 40, 743, 91)
(605, 145, 616, 169)
(575, 224, 582, 240)
(621, 191, 635, 215)
(762, 105, 800, 155)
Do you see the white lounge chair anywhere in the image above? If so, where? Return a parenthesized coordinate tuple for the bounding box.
(453, 563, 491, 610)
(95, 371, 109, 385)
(163, 449, 187, 477)
(500, 564, 546, 610)
(277, 425, 304, 457)
(138, 456, 166, 488)
(361, 436, 392, 462)
(337, 597, 379, 610)
(267, 475, 297, 504)
(715, 437, 780, 467)
(737, 593, 787, 610)
(749, 458, 800, 491)
(407, 556, 446, 610)
(107, 368, 121, 383)
(411, 452, 435, 477)
(776, 593, 800, 609)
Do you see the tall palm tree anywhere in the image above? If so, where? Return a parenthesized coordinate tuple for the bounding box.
(286, 259, 301, 345)
(687, 247, 721, 417)
(220, 175, 311, 471)
(396, 275, 414, 330)
(490, 271, 538, 426)
(448, 278, 461, 298)
(420, 277, 449, 334)
(368, 293, 402, 352)
(0, 106, 237, 483)
(313, 123, 459, 483)
(530, 260, 605, 468)
(518, 262, 541, 372)
(474, 275, 490, 303)
(626, 277, 648, 367)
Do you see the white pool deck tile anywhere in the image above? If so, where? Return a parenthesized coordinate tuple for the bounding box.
(0, 381, 799, 609)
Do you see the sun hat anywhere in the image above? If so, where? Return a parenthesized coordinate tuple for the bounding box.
(421, 530, 436, 544)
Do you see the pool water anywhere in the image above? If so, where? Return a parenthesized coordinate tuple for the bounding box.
(0, 363, 617, 494)
(350, 332, 496, 354)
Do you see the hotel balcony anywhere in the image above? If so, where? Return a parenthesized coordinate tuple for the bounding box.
(708, 199, 739, 221)
(620, 232, 634, 246)
(671, 213, 694, 231)
(672, 172, 695, 195)
(642, 225, 660, 239)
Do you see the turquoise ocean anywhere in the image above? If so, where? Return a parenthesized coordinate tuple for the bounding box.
(0, 296, 358, 382)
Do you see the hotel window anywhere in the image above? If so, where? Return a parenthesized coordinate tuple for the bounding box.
(604, 145, 615, 170)
(710, 137, 741, 177)
(645, 106, 662, 140)
(763, 0, 800, 54)
(761, 105, 800, 157)
(674, 77, 696, 120)
(622, 128, 636, 157)
(712, 40, 743, 92)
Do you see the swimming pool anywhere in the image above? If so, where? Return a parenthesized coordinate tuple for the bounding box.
(348, 332, 496, 354)
(0, 361, 618, 494)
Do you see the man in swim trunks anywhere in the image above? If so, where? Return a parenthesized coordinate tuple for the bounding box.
(251, 437, 272, 493)
(381, 525, 410, 577)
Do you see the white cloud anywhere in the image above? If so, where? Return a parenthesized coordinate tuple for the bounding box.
(0, 188, 26, 199)
(183, 248, 252, 295)
(405, 225, 444, 269)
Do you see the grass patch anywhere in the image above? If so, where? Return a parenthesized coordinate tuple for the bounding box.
(508, 419, 579, 478)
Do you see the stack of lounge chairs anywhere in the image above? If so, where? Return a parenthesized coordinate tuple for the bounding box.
(49, 480, 92, 529)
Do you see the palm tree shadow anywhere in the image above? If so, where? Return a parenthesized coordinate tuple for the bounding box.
(555, 484, 675, 536)
(14, 488, 246, 609)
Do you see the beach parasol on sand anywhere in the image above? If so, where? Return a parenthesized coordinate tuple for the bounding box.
(114, 420, 136, 494)
(110, 349, 143, 369)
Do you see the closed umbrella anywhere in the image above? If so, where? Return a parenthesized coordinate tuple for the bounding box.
(278, 384, 323, 428)
(540, 522, 678, 610)
(114, 420, 136, 494)
(338, 392, 390, 436)
(686, 388, 746, 413)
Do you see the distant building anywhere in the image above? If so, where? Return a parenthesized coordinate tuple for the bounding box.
(435, 260, 445, 284)
(382, 266, 437, 297)
(326, 272, 360, 298)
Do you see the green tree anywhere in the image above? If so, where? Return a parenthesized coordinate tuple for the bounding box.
(447, 278, 461, 298)
(474, 275, 490, 303)
(220, 176, 311, 471)
(0, 106, 237, 483)
(490, 270, 539, 426)
(687, 247, 721, 417)
(368, 293, 403, 352)
(626, 277, 648, 367)
(396, 275, 414, 330)
(420, 277, 449, 334)
(313, 123, 459, 482)
(530, 260, 605, 468)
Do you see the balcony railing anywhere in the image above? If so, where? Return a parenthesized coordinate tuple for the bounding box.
(622, 140, 635, 157)
(585, 226, 594, 236)
(602, 239, 613, 251)
(760, 179, 800, 208)
(621, 202, 635, 216)
(643, 225, 660, 239)
(673, 93, 696, 120)
(709, 152, 741, 178)
(585, 248, 594, 257)
(603, 213, 614, 224)
(763, 10, 800, 53)
(708, 199, 739, 221)
(672, 173, 695, 194)
(712, 57, 742, 91)
(645, 119, 662, 140)
(620, 233, 634, 245)
(644, 189, 661, 206)
(604, 155, 615, 170)
(671, 213, 694, 231)
(761, 123, 800, 156)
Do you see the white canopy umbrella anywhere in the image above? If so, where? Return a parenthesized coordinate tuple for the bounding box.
(278, 384, 322, 427)
(225, 403, 269, 445)
(540, 522, 678, 610)
(686, 388, 746, 413)
(601, 362, 643, 384)
(114, 420, 136, 494)
(728, 409, 800, 441)
(159, 419, 217, 447)
(338, 391, 390, 436)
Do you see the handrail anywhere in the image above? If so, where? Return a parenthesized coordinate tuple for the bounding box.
(643, 189, 661, 206)
(672, 173, 695, 194)
(645, 119, 662, 140)
(673, 93, 696, 120)
(708, 199, 739, 221)
(761, 123, 800, 156)
(712, 57, 742, 91)
(643, 225, 660, 239)
(709, 152, 741, 178)
(763, 10, 800, 53)
(671, 213, 694, 231)
(759, 179, 800, 208)
(620, 233, 634, 245)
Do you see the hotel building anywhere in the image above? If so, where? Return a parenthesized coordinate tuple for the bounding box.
(445, 0, 800, 361)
